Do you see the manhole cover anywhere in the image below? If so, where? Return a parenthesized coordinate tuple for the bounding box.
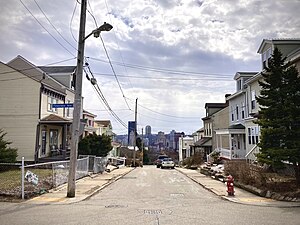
(105, 204, 128, 208)
(144, 209, 162, 215)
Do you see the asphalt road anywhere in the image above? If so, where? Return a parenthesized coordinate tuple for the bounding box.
(0, 165, 300, 225)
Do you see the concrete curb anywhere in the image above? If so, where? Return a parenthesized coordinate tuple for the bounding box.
(83, 167, 135, 201)
(175, 168, 300, 208)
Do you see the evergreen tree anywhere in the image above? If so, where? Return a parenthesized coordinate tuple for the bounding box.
(256, 47, 300, 185)
(0, 129, 18, 163)
(78, 133, 112, 157)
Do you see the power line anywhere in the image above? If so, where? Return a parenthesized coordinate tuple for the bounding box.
(104, 0, 134, 90)
(93, 72, 232, 81)
(70, 0, 78, 43)
(19, 0, 75, 57)
(98, 36, 131, 110)
(84, 67, 128, 128)
(87, 57, 234, 78)
(33, 0, 77, 51)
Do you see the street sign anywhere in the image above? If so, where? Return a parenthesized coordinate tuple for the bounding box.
(52, 103, 74, 108)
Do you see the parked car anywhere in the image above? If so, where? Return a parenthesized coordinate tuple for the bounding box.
(161, 158, 175, 169)
(155, 155, 169, 168)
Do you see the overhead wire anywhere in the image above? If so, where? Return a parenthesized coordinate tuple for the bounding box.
(70, 0, 78, 43)
(98, 36, 132, 110)
(33, 0, 77, 51)
(84, 1, 131, 111)
(104, 0, 134, 90)
(19, 0, 75, 57)
(84, 64, 128, 128)
(87, 57, 234, 78)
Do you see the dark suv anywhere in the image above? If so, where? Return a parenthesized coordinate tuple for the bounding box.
(155, 155, 168, 168)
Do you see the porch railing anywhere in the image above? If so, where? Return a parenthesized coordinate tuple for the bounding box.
(245, 144, 260, 164)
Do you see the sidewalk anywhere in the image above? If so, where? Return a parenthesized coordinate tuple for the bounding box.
(176, 167, 300, 208)
(25, 166, 134, 205)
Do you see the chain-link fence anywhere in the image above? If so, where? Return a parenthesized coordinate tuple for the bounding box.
(0, 156, 94, 199)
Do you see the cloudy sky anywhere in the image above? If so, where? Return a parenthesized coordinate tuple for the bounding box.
(1, 0, 300, 135)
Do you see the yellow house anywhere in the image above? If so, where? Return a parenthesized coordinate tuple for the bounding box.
(0, 55, 76, 162)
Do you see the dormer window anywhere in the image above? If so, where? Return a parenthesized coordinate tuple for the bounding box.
(262, 48, 272, 69)
(237, 79, 242, 91)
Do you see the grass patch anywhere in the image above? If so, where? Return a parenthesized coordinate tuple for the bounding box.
(0, 169, 52, 191)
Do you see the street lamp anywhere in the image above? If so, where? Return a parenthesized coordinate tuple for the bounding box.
(67, 0, 112, 198)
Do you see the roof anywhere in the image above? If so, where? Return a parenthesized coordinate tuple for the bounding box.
(193, 137, 212, 146)
(257, 38, 300, 53)
(40, 114, 72, 123)
(205, 103, 228, 108)
(228, 124, 245, 129)
(38, 66, 76, 74)
(83, 110, 97, 117)
(234, 72, 258, 80)
(94, 120, 111, 127)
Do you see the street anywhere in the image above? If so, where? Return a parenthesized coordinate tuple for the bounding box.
(0, 166, 300, 225)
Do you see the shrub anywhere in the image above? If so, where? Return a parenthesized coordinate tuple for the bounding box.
(0, 129, 18, 163)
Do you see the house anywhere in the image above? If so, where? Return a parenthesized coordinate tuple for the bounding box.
(245, 38, 300, 162)
(178, 135, 194, 163)
(82, 110, 97, 137)
(213, 72, 257, 160)
(94, 120, 113, 136)
(0, 55, 77, 162)
(193, 99, 228, 161)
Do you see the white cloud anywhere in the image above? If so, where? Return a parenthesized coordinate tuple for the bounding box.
(0, 0, 299, 134)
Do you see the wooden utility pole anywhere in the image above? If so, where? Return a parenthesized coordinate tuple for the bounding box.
(67, 0, 87, 198)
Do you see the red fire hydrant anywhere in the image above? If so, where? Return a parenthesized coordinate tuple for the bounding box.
(226, 175, 234, 196)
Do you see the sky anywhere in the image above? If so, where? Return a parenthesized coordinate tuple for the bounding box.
(1, 0, 300, 135)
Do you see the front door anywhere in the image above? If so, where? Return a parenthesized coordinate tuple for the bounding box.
(49, 129, 58, 151)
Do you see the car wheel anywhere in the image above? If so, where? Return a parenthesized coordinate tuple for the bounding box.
(156, 165, 160, 168)
(161, 166, 164, 169)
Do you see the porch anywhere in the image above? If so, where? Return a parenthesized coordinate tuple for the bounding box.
(36, 114, 72, 162)
(214, 124, 246, 160)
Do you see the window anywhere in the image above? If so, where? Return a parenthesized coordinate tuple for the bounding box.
(231, 106, 234, 121)
(48, 96, 58, 113)
(248, 126, 259, 145)
(49, 129, 58, 150)
(251, 90, 256, 110)
(241, 102, 245, 119)
(237, 79, 242, 91)
(262, 48, 272, 69)
(236, 105, 239, 120)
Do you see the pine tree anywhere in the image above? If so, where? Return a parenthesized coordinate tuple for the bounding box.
(0, 129, 18, 163)
(256, 47, 300, 185)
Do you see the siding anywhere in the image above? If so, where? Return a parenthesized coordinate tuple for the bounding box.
(0, 63, 40, 161)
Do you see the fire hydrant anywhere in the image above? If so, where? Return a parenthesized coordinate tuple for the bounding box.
(226, 175, 235, 196)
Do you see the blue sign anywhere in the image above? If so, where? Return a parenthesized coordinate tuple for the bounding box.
(52, 103, 74, 108)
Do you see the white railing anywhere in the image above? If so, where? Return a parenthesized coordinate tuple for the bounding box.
(219, 148, 231, 159)
(245, 144, 260, 163)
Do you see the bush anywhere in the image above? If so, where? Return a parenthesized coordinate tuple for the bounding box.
(182, 153, 204, 169)
(0, 129, 18, 163)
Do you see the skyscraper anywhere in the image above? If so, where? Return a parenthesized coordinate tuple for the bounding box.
(128, 121, 136, 145)
(145, 125, 151, 136)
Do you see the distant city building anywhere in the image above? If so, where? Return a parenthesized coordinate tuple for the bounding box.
(128, 121, 136, 145)
(145, 125, 151, 136)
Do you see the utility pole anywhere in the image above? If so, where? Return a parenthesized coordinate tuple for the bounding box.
(141, 127, 144, 167)
(67, 0, 86, 198)
(133, 98, 138, 167)
(67, 0, 87, 198)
